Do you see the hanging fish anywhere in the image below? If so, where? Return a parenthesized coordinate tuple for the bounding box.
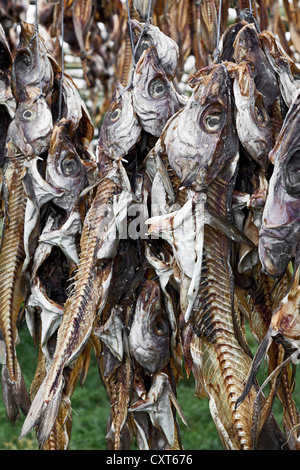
(44, 119, 88, 213)
(129, 280, 171, 374)
(132, 45, 180, 137)
(133, 0, 156, 21)
(260, 29, 300, 108)
(232, 61, 273, 170)
(0, 143, 30, 423)
(163, 64, 238, 190)
(259, 89, 300, 278)
(130, 19, 179, 79)
(129, 372, 187, 449)
(233, 22, 280, 115)
(6, 96, 53, 157)
(11, 21, 54, 102)
(19, 83, 140, 447)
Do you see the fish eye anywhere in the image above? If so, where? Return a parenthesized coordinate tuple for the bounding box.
(284, 150, 300, 197)
(109, 108, 121, 123)
(152, 312, 169, 337)
(135, 36, 152, 61)
(201, 104, 224, 133)
(15, 51, 32, 73)
(149, 78, 168, 99)
(61, 155, 80, 176)
(21, 109, 36, 121)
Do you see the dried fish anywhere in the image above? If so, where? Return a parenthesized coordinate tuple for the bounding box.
(1, 1, 300, 452)
(131, 19, 179, 79)
(129, 280, 171, 374)
(6, 96, 53, 157)
(20, 82, 138, 446)
(233, 22, 280, 115)
(232, 61, 273, 170)
(164, 64, 238, 190)
(259, 89, 300, 278)
(11, 21, 54, 101)
(0, 143, 30, 423)
(132, 45, 180, 137)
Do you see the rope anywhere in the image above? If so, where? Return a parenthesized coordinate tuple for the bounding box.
(34, 0, 43, 98)
(214, 0, 222, 63)
(58, 0, 65, 121)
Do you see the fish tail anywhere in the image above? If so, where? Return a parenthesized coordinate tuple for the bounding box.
(20, 373, 64, 448)
(1, 356, 30, 423)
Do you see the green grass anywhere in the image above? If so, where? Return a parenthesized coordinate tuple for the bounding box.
(0, 321, 299, 450)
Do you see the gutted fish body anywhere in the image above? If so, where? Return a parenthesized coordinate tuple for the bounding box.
(0, 143, 30, 422)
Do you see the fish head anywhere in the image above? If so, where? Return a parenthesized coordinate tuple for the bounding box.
(132, 45, 180, 137)
(165, 63, 238, 190)
(259, 93, 300, 277)
(260, 30, 300, 107)
(98, 82, 141, 159)
(129, 280, 171, 374)
(8, 96, 53, 156)
(45, 120, 87, 211)
(131, 19, 179, 79)
(233, 23, 280, 114)
(11, 22, 54, 101)
(233, 62, 273, 169)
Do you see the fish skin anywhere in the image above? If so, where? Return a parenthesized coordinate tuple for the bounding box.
(233, 62, 273, 170)
(45, 120, 87, 213)
(259, 89, 300, 278)
(129, 280, 171, 374)
(6, 95, 53, 157)
(51, 72, 94, 145)
(260, 29, 300, 108)
(129, 371, 187, 449)
(11, 22, 54, 102)
(233, 22, 280, 115)
(0, 143, 30, 423)
(162, 64, 238, 191)
(130, 19, 179, 79)
(98, 83, 142, 157)
(132, 45, 180, 137)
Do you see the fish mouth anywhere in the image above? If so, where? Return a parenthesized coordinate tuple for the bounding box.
(259, 234, 294, 277)
(139, 280, 160, 307)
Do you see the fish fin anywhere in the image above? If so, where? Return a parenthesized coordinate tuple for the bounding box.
(1, 362, 31, 424)
(206, 208, 256, 248)
(235, 330, 273, 409)
(20, 374, 63, 448)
